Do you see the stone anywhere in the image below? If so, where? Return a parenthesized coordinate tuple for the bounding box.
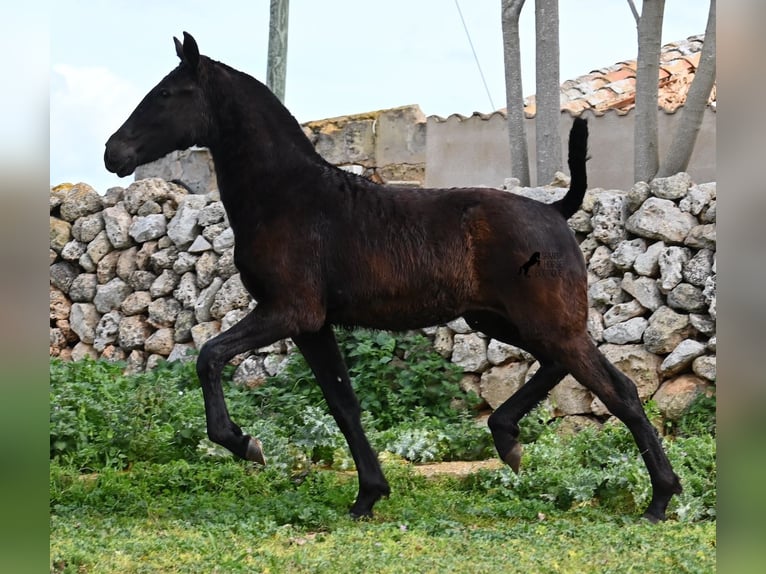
(216, 248, 238, 279)
(680, 182, 715, 216)
(174, 309, 196, 343)
(135, 241, 158, 270)
(610, 238, 647, 271)
(96, 250, 121, 284)
(93, 310, 122, 352)
(50, 288, 71, 321)
(78, 252, 97, 273)
(145, 328, 176, 356)
(137, 199, 162, 216)
(118, 315, 152, 351)
(100, 345, 126, 363)
(71, 212, 106, 244)
(633, 240, 665, 277)
(122, 178, 175, 214)
(603, 317, 648, 344)
(191, 321, 221, 348)
(650, 172, 692, 200)
(116, 247, 139, 281)
(195, 251, 219, 287)
(174, 272, 199, 309)
(658, 246, 691, 293)
(128, 270, 157, 291)
(85, 230, 113, 265)
(587, 308, 604, 342)
(643, 306, 695, 355)
(233, 355, 269, 387)
(198, 201, 226, 226)
(625, 181, 650, 213)
(148, 297, 182, 328)
(68, 274, 97, 303)
(71, 342, 99, 361)
(684, 224, 716, 250)
(689, 313, 715, 336)
(660, 339, 707, 377)
(479, 362, 529, 409)
(591, 191, 628, 248)
(707, 336, 716, 353)
(59, 183, 103, 221)
(202, 221, 228, 243)
(683, 249, 714, 287)
(264, 354, 289, 377)
(121, 291, 151, 316)
(60, 239, 86, 263)
(433, 327, 453, 358)
(188, 235, 213, 253)
(150, 269, 180, 298)
(93, 278, 131, 314)
(550, 376, 593, 416)
(692, 355, 716, 382)
(701, 201, 716, 223)
(703, 275, 716, 320)
(195, 277, 223, 322)
(621, 273, 663, 311)
(598, 345, 662, 400)
(50, 217, 72, 253)
(221, 309, 249, 332)
(587, 245, 615, 278)
(172, 252, 198, 275)
(487, 339, 529, 365)
(210, 275, 252, 319)
(568, 209, 592, 233)
(451, 333, 489, 372)
(69, 302, 100, 344)
(603, 299, 645, 328)
(102, 203, 133, 249)
(168, 343, 196, 363)
(212, 227, 235, 253)
(167, 194, 207, 247)
(588, 277, 626, 310)
(129, 214, 167, 243)
(124, 350, 147, 375)
(625, 197, 697, 244)
(667, 283, 707, 313)
(447, 317, 472, 334)
(149, 246, 180, 271)
(50, 261, 79, 293)
(102, 186, 125, 207)
(653, 374, 708, 420)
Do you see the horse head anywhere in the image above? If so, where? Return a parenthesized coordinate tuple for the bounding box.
(104, 32, 208, 177)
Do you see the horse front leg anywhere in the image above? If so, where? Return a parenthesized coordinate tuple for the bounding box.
(293, 325, 390, 518)
(196, 306, 294, 462)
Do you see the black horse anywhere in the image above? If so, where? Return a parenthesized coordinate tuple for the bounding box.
(105, 32, 681, 521)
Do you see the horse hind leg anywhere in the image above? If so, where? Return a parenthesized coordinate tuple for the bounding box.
(487, 362, 567, 472)
(560, 337, 682, 522)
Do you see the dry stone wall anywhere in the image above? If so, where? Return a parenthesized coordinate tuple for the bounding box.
(49, 171, 716, 425)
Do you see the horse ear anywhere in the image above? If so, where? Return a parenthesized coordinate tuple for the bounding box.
(182, 31, 200, 72)
(174, 36, 184, 61)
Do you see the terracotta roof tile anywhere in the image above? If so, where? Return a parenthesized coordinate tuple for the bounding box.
(431, 35, 714, 123)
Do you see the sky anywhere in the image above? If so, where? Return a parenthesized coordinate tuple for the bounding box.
(50, 0, 709, 193)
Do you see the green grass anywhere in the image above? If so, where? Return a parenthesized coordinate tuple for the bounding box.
(50, 460, 715, 573)
(49, 329, 716, 573)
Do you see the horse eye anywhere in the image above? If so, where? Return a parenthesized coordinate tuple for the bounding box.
(160, 89, 170, 98)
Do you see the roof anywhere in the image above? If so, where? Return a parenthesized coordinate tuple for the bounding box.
(432, 34, 715, 122)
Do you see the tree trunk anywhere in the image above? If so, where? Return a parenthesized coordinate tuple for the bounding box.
(534, 0, 562, 185)
(267, 0, 290, 103)
(501, 0, 530, 186)
(656, 0, 716, 177)
(633, 0, 665, 183)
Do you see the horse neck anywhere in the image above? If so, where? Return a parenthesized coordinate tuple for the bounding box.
(202, 62, 326, 194)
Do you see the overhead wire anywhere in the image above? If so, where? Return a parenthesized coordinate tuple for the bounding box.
(454, 0, 496, 111)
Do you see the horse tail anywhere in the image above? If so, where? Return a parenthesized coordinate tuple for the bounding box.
(552, 117, 589, 220)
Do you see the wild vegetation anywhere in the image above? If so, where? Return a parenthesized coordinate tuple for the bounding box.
(50, 328, 716, 573)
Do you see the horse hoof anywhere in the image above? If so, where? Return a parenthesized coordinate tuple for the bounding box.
(245, 436, 266, 465)
(503, 442, 523, 474)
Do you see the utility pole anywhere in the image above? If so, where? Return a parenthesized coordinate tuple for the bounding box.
(267, 0, 289, 102)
